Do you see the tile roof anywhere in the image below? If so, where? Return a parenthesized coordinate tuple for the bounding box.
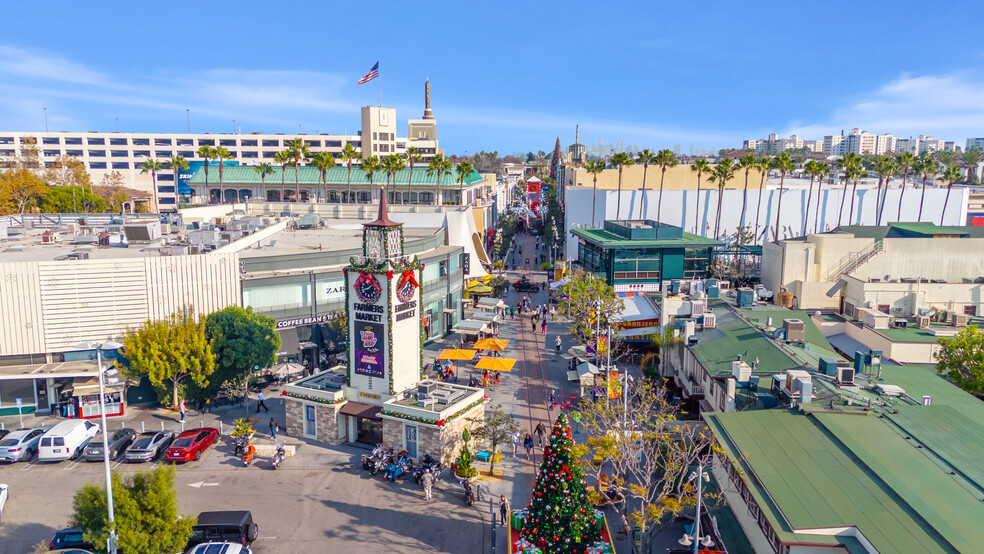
(187, 165, 484, 187)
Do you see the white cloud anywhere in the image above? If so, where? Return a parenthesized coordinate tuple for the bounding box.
(783, 71, 984, 140)
(0, 46, 107, 86)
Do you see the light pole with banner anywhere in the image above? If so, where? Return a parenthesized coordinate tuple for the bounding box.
(95, 341, 124, 554)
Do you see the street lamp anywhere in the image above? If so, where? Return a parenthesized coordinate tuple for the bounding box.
(95, 341, 124, 554)
(679, 461, 714, 554)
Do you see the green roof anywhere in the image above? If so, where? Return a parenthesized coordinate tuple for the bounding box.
(571, 227, 723, 248)
(707, 408, 980, 553)
(689, 308, 803, 377)
(873, 324, 949, 343)
(886, 222, 968, 236)
(187, 165, 484, 188)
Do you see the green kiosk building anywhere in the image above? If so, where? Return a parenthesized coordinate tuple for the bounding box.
(571, 220, 722, 286)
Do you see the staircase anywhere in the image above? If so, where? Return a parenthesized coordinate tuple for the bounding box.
(825, 240, 884, 280)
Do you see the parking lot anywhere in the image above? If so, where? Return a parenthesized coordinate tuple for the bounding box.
(0, 418, 492, 554)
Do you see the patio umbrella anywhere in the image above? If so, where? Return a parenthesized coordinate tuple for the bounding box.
(267, 362, 305, 377)
(474, 338, 509, 351)
(467, 284, 494, 294)
(567, 345, 590, 359)
(479, 274, 494, 283)
(436, 348, 477, 379)
(467, 280, 482, 288)
(475, 357, 516, 372)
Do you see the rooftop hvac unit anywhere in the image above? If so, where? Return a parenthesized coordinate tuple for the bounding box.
(417, 382, 437, 397)
(718, 280, 731, 291)
(702, 312, 717, 328)
(917, 315, 930, 328)
(837, 367, 855, 384)
(732, 360, 752, 383)
(689, 299, 706, 315)
(782, 319, 806, 342)
(952, 313, 969, 327)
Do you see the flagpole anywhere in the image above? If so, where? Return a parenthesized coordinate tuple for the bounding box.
(379, 73, 382, 107)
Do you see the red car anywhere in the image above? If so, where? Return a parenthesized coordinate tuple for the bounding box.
(165, 428, 218, 462)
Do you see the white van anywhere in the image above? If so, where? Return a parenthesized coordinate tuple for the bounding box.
(37, 420, 100, 462)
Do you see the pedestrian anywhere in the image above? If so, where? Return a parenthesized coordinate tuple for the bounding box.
(269, 417, 279, 439)
(510, 306, 515, 319)
(499, 495, 509, 526)
(422, 468, 435, 500)
(555, 335, 562, 354)
(256, 390, 269, 413)
(551, 306, 556, 321)
(511, 431, 520, 457)
(541, 320, 547, 334)
(549, 390, 555, 406)
(178, 399, 186, 422)
(534, 421, 546, 447)
(523, 433, 534, 459)
(531, 316, 536, 332)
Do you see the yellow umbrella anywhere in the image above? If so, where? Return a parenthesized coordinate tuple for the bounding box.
(474, 338, 510, 351)
(467, 284, 494, 294)
(475, 357, 516, 372)
(480, 274, 494, 283)
(467, 280, 482, 288)
(437, 349, 477, 361)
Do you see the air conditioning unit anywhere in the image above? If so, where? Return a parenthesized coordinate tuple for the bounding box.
(837, 367, 855, 384)
(953, 313, 969, 327)
(917, 315, 930, 328)
(702, 312, 717, 329)
(689, 299, 706, 315)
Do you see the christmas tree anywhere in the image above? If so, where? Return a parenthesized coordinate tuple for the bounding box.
(520, 413, 601, 553)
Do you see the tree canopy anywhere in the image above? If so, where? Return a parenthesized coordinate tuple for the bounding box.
(556, 272, 624, 351)
(468, 403, 520, 475)
(71, 464, 195, 554)
(936, 326, 984, 395)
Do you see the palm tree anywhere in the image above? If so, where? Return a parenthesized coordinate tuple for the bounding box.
(894, 152, 916, 221)
(690, 159, 711, 235)
(404, 146, 422, 204)
(361, 156, 382, 203)
(940, 166, 961, 225)
(914, 155, 936, 221)
(962, 147, 983, 185)
(455, 161, 475, 205)
(609, 152, 634, 219)
(139, 158, 163, 212)
(653, 149, 677, 225)
(634, 149, 656, 220)
(585, 160, 606, 227)
(641, 327, 684, 378)
(836, 153, 861, 226)
(311, 152, 335, 202)
(803, 160, 819, 236)
(341, 143, 359, 204)
(197, 145, 216, 195)
(771, 152, 796, 241)
(215, 146, 234, 188)
(874, 156, 897, 226)
(386, 154, 407, 202)
(812, 162, 830, 234)
(253, 163, 275, 201)
(285, 138, 311, 201)
(707, 158, 736, 239)
(274, 150, 291, 202)
(164, 155, 189, 204)
(753, 157, 771, 243)
(933, 150, 960, 172)
(427, 154, 454, 206)
(737, 154, 757, 227)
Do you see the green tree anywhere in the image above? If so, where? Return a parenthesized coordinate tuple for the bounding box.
(936, 326, 984, 395)
(895, 152, 917, 221)
(455, 161, 474, 206)
(640, 326, 685, 379)
(164, 155, 190, 203)
(584, 160, 606, 227)
(811, 162, 831, 234)
(214, 146, 234, 189)
(121, 306, 214, 408)
(384, 153, 406, 199)
(138, 158, 163, 213)
(427, 154, 453, 206)
(634, 149, 656, 220)
(653, 148, 678, 225)
(914, 154, 937, 221)
(609, 152, 634, 219)
(770, 152, 796, 241)
(40, 186, 108, 213)
(311, 152, 335, 203)
(874, 156, 897, 226)
(274, 150, 291, 202)
(197, 145, 216, 198)
(455, 428, 477, 478)
(341, 143, 359, 204)
(361, 155, 383, 203)
(708, 158, 736, 239)
(690, 159, 711, 235)
(468, 403, 520, 476)
(753, 157, 771, 243)
(0, 167, 47, 214)
(837, 152, 862, 226)
(736, 154, 757, 227)
(253, 162, 275, 200)
(940, 166, 962, 225)
(557, 272, 624, 356)
(285, 138, 311, 201)
(71, 464, 194, 554)
(803, 160, 820, 235)
(520, 413, 601, 554)
(962, 147, 983, 184)
(404, 146, 422, 204)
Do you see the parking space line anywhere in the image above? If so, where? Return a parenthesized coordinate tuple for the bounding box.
(111, 460, 123, 469)
(63, 461, 81, 471)
(19, 460, 35, 471)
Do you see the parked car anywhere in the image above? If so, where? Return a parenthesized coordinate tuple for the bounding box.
(0, 427, 48, 463)
(186, 511, 258, 549)
(38, 420, 100, 462)
(166, 428, 219, 463)
(82, 428, 136, 462)
(125, 430, 175, 463)
(0, 429, 9, 441)
(0, 483, 7, 523)
(185, 542, 252, 554)
(513, 275, 540, 292)
(48, 550, 95, 554)
(49, 527, 94, 550)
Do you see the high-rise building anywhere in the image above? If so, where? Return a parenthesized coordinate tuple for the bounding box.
(966, 138, 984, 151)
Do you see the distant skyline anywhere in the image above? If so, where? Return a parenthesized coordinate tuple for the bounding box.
(3, 1, 984, 154)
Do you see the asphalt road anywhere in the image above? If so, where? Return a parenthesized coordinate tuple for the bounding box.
(0, 437, 491, 554)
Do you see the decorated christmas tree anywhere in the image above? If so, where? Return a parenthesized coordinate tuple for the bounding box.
(520, 413, 602, 553)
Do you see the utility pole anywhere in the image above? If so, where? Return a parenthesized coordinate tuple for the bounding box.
(43, 107, 48, 132)
(186, 109, 190, 133)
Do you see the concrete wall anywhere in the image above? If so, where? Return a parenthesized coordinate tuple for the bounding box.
(564, 164, 765, 191)
(855, 238, 984, 283)
(844, 276, 984, 318)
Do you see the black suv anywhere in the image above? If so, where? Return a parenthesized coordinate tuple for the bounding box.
(187, 511, 259, 549)
(49, 527, 94, 550)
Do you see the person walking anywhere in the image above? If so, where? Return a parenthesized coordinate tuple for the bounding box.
(541, 320, 547, 334)
(178, 399, 186, 422)
(421, 468, 435, 500)
(256, 391, 270, 413)
(555, 335, 562, 355)
(509, 305, 515, 320)
(499, 495, 510, 526)
(530, 315, 537, 332)
(534, 421, 547, 447)
(269, 417, 279, 440)
(511, 431, 520, 457)
(523, 433, 534, 460)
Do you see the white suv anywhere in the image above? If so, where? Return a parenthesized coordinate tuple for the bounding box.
(186, 543, 252, 554)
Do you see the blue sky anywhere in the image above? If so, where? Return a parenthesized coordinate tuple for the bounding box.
(3, 1, 984, 154)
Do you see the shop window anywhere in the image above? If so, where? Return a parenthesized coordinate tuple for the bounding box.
(439, 260, 448, 277)
(0, 379, 35, 406)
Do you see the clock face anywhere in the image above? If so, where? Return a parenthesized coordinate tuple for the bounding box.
(379, 109, 388, 126)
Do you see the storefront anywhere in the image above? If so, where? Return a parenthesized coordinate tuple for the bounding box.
(71, 377, 125, 418)
(275, 313, 346, 370)
(339, 401, 383, 445)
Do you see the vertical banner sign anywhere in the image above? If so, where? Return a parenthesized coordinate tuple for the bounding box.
(354, 322, 385, 378)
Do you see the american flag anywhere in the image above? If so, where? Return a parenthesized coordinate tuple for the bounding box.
(358, 62, 379, 85)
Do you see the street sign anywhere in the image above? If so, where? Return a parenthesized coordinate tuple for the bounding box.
(15, 398, 22, 408)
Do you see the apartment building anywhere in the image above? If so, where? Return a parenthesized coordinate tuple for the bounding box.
(966, 138, 984, 151)
(822, 128, 895, 156)
(742, 134, 820, 154)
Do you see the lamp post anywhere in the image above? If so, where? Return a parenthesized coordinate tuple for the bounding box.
(95, 341, 124, 554)
(679, 461, 714, 554)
